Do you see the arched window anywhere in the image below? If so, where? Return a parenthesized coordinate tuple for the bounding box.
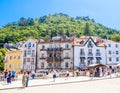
(28, 43, 31, 48)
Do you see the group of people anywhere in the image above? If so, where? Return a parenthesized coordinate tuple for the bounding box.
(0, 69, 16, 84)
(22, 72, 30, 88)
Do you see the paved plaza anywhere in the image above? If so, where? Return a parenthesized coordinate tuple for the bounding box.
(0, 77, 120, 93)
(0, 75, 120, 93)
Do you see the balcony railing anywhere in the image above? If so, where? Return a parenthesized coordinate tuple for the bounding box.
(96, 53, 101, 56)
(64, 56, 70, 59)
(47, 48, 63, 51)
(40, 49, 47, 51)
(40, 57, 46, 59)
(80, 52, 85, 56)
(88, 53, 93, 56)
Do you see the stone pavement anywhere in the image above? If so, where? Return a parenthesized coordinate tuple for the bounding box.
(0, 74, 117, 90)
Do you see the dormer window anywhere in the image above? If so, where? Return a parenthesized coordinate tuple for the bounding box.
(28, 43, 31, 48)
(87, 41, 93, 48)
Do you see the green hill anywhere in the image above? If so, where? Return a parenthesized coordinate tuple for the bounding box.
(0, 13, 120, 47)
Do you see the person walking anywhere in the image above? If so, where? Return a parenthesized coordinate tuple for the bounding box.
(7, 71, 12, 84)
(31, 71, 35, 79)
(4, 69, 8, 83)
(26, 72, 30, 87)
(53, 70, 56, 82)
(22, 72, 26, 88)
(11, 70, 16, 81)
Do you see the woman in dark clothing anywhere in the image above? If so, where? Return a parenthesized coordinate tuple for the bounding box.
(7, 71, 11, 84)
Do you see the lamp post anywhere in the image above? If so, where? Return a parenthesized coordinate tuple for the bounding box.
(72, 45, 74, 77)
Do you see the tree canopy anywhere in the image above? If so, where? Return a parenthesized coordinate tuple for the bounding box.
(0, 13, 120, 48)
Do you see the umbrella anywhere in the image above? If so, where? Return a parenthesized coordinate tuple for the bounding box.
(116, 63, 120, 67)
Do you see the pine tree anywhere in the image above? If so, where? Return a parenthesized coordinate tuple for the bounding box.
(84, 22, 91, 36)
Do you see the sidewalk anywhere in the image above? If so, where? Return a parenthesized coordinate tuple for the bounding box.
(0, 75, 117, 90)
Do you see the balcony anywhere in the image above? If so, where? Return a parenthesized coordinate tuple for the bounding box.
(96, 53, 101, 56)
(40, 49, 47, 51)
(31, 55, 36, 57)
(80, 52, 85, 56)
(64, 56, 70, 59)
(47, 48, 63, 52)
(88, 53, 93, 56)
(63, 48, 70, 50)
(47, 57, 63, 62)
(40, 57, 46, 60)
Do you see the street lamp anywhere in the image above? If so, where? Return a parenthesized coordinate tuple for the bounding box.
(72, 45, 75, 77)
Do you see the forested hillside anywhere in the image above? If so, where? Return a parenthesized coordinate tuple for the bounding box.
(0, 13, 120, 47)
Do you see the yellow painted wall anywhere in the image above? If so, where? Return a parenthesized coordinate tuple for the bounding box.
(4, 49, 22, 73)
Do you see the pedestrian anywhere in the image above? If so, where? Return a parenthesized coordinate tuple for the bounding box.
(31, 71, 35, 79)
(7, 71, 12, 84)
(22, 72, 26, 88)
(26, 72, 30, 87)
(53, 70, 56, 82)
(11, 70, 16, 81)
(65, 71, 69, 80)
(4, 69, 8, 82)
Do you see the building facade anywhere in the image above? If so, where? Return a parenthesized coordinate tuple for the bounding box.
(4, 49, 22, 73)
(37, 36, 74, 71)
(105, 40, 120, 65)
(21, 39, 37, 72)
(74, 36, 106, 68)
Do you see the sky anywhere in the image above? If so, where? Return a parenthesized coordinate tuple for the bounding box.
(0, 0, 120, 30)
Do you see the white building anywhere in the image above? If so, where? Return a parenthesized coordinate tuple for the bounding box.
(37, 36, 73, 71)
(74, 36, 106, 68)
(21, 39, 37, 72)
(105, 40, 120, 66)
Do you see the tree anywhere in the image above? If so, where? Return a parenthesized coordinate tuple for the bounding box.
(84, 22, 91, 36)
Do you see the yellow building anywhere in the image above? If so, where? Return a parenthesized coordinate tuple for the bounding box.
(4, 49, 22, 73)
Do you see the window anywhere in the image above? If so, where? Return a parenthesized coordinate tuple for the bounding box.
(42, 45, 45, 49)
(27, 58, 30, 62)
(65, 44, 69, 49)
(33, 44, 35, 47)
(18, 55, 20, 59)
(88, 49, 93, 56)
(116, 58, 119, 61)
(48, 63, 52, 67)
(23, 58, 26, 62)
(9, 64, 11, 68)
(31, 58, 34, 62)
(96, 49, 100, 56)
(25, 44, 27, 47)
(80, 49, 85, 55)
(41, 53, 45, 58)
(108, 51, 111, 54)
(65, 52, 69, 57)
(28, 43, 31, 48)
(65, 62, 69, 68)
(87, 41, 93, 48)
(41, 63, 44, 68)
(27, 50, 31, 54)
(109, 58, 112, 61)
(10, 56, 12, 60)
(32, 50, 35, 56)
(116, 44, 118, 48)
(116, 51, 119, 55)
(24, 50, 26, 56)
(14, 56, 16, 59)
(108, 44, 111, 47)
